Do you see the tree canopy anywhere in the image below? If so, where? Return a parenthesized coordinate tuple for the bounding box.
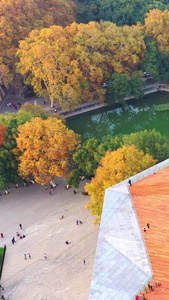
(16, 21, 145, 108)
(0, 124, 7, 146)
(145, 9, 169, 53)
(0, 0, 76, 86)
(0, 114, 20, 189)
(76, 0, 169, 26)
(16, 117, 80, 185)
(106, 73, 144, 104)
(68, 129, 168, 187)
(85, 145, 157, 223)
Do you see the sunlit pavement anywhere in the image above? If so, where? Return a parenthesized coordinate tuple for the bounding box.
(0, 178, 99, 300)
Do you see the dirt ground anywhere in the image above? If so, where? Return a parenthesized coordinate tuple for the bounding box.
(0, 178, 99, 300)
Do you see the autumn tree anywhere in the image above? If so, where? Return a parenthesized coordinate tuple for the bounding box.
(145, 9, 169, 53)
(16, 117, 80, 185)
(85, 145, 156, 223)
(0, 124, 7, 146)
(0, 0, 76, 86)
(0, 111, 43, 189)
(68, 129, 168, 188)
(16, 21, 146, 109)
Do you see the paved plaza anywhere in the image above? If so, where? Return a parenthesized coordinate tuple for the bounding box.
(0, 178, 99, 300)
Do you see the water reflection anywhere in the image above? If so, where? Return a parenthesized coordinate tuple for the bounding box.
(67, 92, 169, 141)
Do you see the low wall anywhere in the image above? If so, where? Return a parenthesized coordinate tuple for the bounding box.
(63, 84, 169, 119)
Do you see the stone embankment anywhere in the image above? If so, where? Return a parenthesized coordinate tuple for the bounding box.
(60, 83, 169, 119)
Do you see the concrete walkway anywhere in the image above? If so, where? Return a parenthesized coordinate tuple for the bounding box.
(0, 178, 99, 300)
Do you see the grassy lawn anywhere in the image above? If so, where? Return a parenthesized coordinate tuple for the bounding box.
(0, 247, 5, 279)
(154, 104, 169, 111)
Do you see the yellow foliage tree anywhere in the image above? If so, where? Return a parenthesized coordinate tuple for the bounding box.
(16, 117, 80, 185)
(85, 145, 157, 224)
(145, 9, 169, 52)
(16, 21, 146, 109)
(0, 0, 76, 85)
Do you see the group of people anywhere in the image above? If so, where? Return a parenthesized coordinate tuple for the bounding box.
(11, 224, 25, 244)
(0, 284, 6, 299)
(47, 182, 58, 195)
(24, 253, 31, 260)
(76, 220, 82, 225)
(7, 103, 21, 109)
(143, 223, 150, 232)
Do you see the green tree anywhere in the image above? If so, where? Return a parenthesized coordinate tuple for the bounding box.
(129, 76, 144, 99)
(68, 129, 168, 188)
(0, 114, 20, 189)
(68, 138, 99, 187)
(21, 102, 48, 119)
(97, 0, 145, 26)
(78, 0, 169, 26)
(96, 135, 122, 161)
(16, 110, 33, 125)
(122, 129, 169, 162)
(142, 40, 159, 77)
(106, 73, 131, 105)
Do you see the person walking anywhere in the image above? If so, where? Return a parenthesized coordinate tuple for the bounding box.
(0, 284, 4, 291)
(128, 179, 132, 186)
(12, 237, 15, 244)
(49, 190, 52, 196)
(143, 227, 146, 232)
(1, 233, 4, 238)
(83, 259, 86, 265)
(24, 254, 27, 260)
(44, 253, 47, 259)
(76, 220, 79, 225)
(19, 223, 22, 229)
(147, 223, 150, 229)
(73, 190, 77, 195)
(28, 253, 31, 259)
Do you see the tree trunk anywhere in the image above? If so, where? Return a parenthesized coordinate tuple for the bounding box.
(0, 85, 5, 96)
(50, 94, 54, 108)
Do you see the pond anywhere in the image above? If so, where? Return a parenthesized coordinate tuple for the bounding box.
(66, 92, 169, 142)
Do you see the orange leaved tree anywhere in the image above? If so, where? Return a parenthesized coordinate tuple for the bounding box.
(16, 117, 80, 185)
(85, 145, 157, 224)
(0, 124, 7, 146)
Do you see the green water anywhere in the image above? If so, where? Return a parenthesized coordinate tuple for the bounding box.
(66, 92, 169, 142)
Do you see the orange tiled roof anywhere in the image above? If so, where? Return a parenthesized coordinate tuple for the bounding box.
(130, 166, 169, 300)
